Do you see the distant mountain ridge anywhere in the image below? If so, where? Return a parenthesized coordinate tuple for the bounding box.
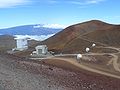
(0, 24, 62, 35)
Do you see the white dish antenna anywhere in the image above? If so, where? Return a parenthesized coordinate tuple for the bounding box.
(77, 54, 82, 60)
(92, 43, 96, 47)
(86, 47, 90, 52)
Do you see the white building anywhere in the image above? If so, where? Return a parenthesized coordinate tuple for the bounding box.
(35, 45, 48, 55)
(13, 38, 28, 51)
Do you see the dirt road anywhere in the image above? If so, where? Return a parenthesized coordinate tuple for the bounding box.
(51, 56, 120, 79)
(49, 45, 120, 79)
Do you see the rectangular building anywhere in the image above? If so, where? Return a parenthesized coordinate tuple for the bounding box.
(35, 45, 48, 55)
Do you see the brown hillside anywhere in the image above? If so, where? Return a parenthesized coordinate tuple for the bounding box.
(40, 20, 118, 53)
(0, 35, 16, 51)
(82, 25, 120, 47)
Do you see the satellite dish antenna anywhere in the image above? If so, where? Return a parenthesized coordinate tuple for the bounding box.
(77, 54, 82, 60)
(86, 47, 90, 52)
(92, 43, 96, 47)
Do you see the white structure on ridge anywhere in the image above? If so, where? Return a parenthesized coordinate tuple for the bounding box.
(85, 47, 90, 52)
(92, 43, 96, 47)
(13, 38, 28, 51)
(77, 54, 82, 60)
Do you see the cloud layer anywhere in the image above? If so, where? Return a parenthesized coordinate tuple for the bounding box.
(42, 24, 66, 29)
(46, 0, 105, 5)
(68, 0, 105, 5)
(0, 0, 29, 8)
(14, 34, 55, 41)
(0, 0, 105, 8)
(33, 24, 66, 29)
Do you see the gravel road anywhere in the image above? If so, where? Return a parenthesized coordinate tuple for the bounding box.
(0, 54, 120, 90)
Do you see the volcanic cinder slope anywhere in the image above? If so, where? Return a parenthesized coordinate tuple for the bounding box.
(0, 35, 16, 51)
(40, 20, 120, 53)
(0, 54, 120, 90)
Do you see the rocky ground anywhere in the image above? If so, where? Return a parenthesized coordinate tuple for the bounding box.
(0, 53, 120, 90)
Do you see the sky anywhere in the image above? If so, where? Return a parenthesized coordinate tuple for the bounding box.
(0, 0, 120, 29)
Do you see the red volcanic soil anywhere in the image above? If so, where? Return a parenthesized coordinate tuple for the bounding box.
(0, 53, 120, 90)
(0, 35, 15, 51)
(39, 20, 120, 54)
(82, 26, 120, 47)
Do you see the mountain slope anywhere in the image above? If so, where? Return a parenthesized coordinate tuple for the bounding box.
(0, 35, 15, 51)
(0, 25, 62, 35)
(39, 20, 120, 53)
(82, 25, 120, 47)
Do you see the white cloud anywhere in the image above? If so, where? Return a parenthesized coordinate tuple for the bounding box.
(69, 0, 105, 5)
(69, 1, 84, 5)
(42, 24, 66, 29)
(87, 0, 105, 4)
(36, 0, 59, 4)
(33, 24, 42, 28)
(0, 0, 29, 8)
(33, 24, 67, 29)
(14, 34, 54, 41)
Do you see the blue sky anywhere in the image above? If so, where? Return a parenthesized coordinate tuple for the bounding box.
(0, 0, 120, 29)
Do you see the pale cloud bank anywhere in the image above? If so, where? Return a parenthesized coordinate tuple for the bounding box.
(33, 24, 66, 29)
(69, 0, 105, 5)
(42, 24, 66, 29)
(86, 0, 105, 4)
(33, 24, 42, 28)
(45, 0, 105, 5)
(0, 0, 29, 8)
(14, 34, 54, 41)
(0, 0, 105, 8)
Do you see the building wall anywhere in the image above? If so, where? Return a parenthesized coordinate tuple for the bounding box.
(35, 45, 48, 55)
(16, 39, 28, 50)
